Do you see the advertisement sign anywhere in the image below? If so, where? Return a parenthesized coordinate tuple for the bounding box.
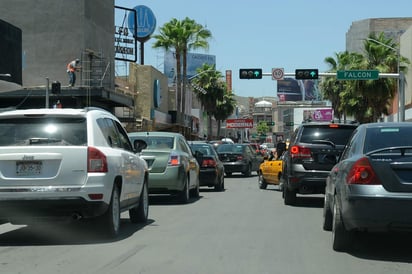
(303, 109, 333, 122)
(277, 78, 321, 102)
(226, 119, 254, 129)
(164, 51, 216, 85)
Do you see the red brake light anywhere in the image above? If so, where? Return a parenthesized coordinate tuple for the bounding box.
(237, 155, 244, 161)
(168, 154, 180, 166)
(346, 157, 381, 185)
(88, 147, 108, 172)
(202, 159, 217, 167)
(290, 145, 312, 159)
(329, 124, 339, 128)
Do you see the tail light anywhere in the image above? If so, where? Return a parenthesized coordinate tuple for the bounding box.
(88, 147, 108, 172)
(290, 145, 312, 159)
(168, 154, 180, 166)
(202, 158, 217, 168)
(236, 155, 244, 161)
(346, 157, 381, 185)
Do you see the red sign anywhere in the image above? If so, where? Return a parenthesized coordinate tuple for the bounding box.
(226, 118, 253, 128)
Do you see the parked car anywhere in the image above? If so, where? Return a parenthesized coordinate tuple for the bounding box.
(323, 122, 412, 251)
(189, 142, 225, 191)
(216, 143, 264, 177)
(258, 153, 283, 189)
(128, 132, 200, 203)
(0, 107, 149, 238)
(282, 122, 358, 205)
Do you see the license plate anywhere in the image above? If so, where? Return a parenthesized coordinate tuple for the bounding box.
(16, 161, 42, 175)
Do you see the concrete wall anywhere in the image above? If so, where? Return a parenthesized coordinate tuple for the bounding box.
(0, 0, 115, 88)
(401, 26, 412, 114)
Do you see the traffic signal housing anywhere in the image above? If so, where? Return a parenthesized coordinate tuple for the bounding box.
(295, 69, 319, 80)
(239, 68, 262, 79)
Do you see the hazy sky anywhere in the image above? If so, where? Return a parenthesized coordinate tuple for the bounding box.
(114, 0, 412, 98)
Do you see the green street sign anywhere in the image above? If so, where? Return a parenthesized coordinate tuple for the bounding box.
(337, 70, 379, 80)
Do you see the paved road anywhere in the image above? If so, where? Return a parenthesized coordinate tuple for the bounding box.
(1, 174, 412, 274)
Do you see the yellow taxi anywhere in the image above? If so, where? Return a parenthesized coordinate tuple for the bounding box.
(258, 151, 283, 189)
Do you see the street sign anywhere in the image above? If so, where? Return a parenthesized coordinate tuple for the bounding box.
(337, 70, 379, 80)
(226, 118, 253, 128)
(272, 68, 284, 80)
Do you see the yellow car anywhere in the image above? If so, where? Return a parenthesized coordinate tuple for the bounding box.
(258, 155, 283, 189)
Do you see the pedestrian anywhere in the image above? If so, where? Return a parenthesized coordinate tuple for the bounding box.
(67, 59, 81, 87)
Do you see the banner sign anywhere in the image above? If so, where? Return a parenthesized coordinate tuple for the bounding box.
(226, 119, 253, 128)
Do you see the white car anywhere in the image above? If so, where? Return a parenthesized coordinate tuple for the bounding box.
(0, 107, 149, 237)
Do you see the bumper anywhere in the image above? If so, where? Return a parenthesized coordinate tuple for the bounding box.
(341, 190, 412, 232)
(148, 165, 185, 193)
(199, 169, 219, 186)
(0, 198, 108, 222)
(223, 162, 247, 174)
(287, 170, 329, 194)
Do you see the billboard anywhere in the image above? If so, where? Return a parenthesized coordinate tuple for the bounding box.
(226, 118, 253, 128)
(164, 51, 216, 85)
(277, 78, 321, 102)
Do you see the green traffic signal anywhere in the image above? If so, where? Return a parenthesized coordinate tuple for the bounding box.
(239, 68, 262, 79)
(295, 69, 319, 80)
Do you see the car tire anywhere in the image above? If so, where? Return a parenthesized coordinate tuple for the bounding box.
(284, 185, 296, 205)
(99, 185, 121, 238)
(129, 180, 149, 223)
(332, 197, 352, 251)
(190, 178, 200, 198)
(179, 176, 190, 204)
(258, 171, 267, 189)
(243, 164, 252, 177)
(215, 175, 224, 191)
(323, 193, 333, 231)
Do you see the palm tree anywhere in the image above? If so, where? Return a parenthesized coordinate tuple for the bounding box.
(214, 91, 236, 137)
(152, 18, 212, 130)
(191, 64, 226, 138)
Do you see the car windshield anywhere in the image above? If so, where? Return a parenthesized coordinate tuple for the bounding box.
(300, 126, 355, 145)
(0, 117, 87, 146)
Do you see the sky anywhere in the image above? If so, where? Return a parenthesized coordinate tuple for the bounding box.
(114, 0, 412, 98)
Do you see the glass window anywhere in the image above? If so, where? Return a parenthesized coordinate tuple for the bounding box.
(300, 126, 355, 145)
(0, 117, 87, 146)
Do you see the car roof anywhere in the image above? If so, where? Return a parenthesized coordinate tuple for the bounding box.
(128, 131, 184, 138)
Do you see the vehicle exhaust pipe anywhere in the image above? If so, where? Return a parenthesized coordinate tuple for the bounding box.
(71, 212, 82, 220)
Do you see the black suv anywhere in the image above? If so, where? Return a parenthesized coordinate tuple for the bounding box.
(282, 122, 358, 205)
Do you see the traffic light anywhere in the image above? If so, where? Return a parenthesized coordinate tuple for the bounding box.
(266, 121, 275, 126)
(51, 81, 61, 94)
(295, 69, 319, 80)
(285, 121, 294, 126)
(239, 68, 262, 79)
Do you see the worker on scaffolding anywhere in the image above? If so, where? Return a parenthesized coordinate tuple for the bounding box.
(66, 59, 81, 87)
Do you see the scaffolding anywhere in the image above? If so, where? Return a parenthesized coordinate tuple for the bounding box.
(80, 49, 112, 88)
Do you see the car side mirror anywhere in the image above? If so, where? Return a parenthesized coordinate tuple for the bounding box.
(134, 140, 147, 153)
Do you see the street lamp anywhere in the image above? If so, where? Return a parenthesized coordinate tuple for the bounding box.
(366, 37, 404, 121)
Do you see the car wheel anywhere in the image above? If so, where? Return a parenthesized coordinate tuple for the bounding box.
(284, 185, 296, 205)
(258, 171, 267, 189)
(179, 176, 190, 204)
(190, 178, 200, 198)
(322, 193, 333, 231)
(215, 175, 224, 191)
(129, 180, 149, 223)
(332, 197, 352, 251)
(243, 164, 252, 177)
(99, 185, 121, 238)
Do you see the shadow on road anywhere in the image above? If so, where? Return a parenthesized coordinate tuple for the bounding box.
(0, 219, 153, 246)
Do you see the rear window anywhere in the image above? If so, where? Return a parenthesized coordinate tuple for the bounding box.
(365, 127, 412, 152)
(0, 117, 87, 146)
(131, 136, 174, 149)
(300, 125, 356, 145)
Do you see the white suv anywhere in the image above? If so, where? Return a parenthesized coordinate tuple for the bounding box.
(0, 107, 149, 237)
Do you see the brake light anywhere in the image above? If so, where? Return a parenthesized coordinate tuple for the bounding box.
(202, 159, 217, 167)
(290, 145, 312, 159)
(346, 157, 381, 185)
(88, 147, 108, 172)
(168, 154, 180, 166)
(236, 155, 244, 161)
(329, 124, 339, 128)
